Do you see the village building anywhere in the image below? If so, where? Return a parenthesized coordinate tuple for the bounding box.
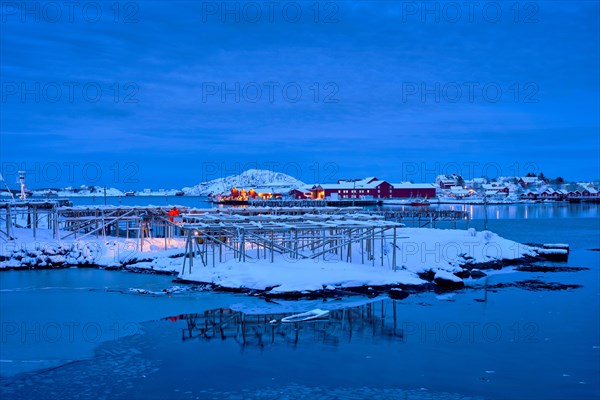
(308, 177, 436, 200)
(481, 183, 510, 197)
(518, 177, 542, 187)
(436, 175, 460, 189)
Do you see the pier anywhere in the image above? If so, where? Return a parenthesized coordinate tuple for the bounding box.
(370, 209, 469, 228)
(228, 199, 383, 207)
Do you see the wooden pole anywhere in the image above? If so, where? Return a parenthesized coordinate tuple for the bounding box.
(380, 228, 384, 266)
(392, 227, 397, 272)
(189, 231, 193, 273)
(270, 230, 274, 263)
(241, 229, 245, 262)
(32, 206, 37, 240)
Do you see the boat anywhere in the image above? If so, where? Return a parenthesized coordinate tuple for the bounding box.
(281, 309, 329, 323)
(175, 191, 185, 196)
(410, 198, 430, 207)
(124, 191, 136, 196)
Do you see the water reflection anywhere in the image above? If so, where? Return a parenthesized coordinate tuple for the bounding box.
(166, 300, 405, 350)
(430, 203, 597, 220)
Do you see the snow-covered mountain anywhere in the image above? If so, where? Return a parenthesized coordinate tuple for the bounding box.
(182, 169, 306, 196)
(29, 185, 125, 197)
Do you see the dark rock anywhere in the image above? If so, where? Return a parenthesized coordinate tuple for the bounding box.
(388, 288, 409, 300)
(536, 249, 569, 262)
(434, 276, 465, 290)
(482, 279, 582, 292)
(515, 265, 588, 273)
(470, 270, 488, 279)
(418, 270, 435, 282)
(454, 269, 471, 279)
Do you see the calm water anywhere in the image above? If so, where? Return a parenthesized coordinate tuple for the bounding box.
(65, 195, 213, 208)
(0, 204, 598, 399)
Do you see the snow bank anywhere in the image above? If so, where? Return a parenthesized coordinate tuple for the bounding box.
(1, 225, 540, 296)
(394, 227, 536, 273)
(0, 228, 185, 271)
(434, 270, 462, 283)
(180, 259, 425, 294)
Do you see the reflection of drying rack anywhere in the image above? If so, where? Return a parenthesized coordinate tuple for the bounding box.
(172, 301, 406, 350)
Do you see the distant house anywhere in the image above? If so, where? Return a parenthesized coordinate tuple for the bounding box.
(466, 177, 487, 189)
(436, 175, 459, 189)
(540, 188, 561, 199)
(581, 187, 598, 197)
(564, 184, 599, 199)
(482, 184, 509, 197)
(288, 189, 310, 199)
(518, 177, 541, 186)
(522, 190, 538, 200)
(449, 186, 470, 198)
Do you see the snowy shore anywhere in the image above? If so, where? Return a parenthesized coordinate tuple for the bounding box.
(0, 226, 560, 297)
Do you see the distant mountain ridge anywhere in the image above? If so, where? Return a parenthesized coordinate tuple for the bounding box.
(182, 169, 306, 196)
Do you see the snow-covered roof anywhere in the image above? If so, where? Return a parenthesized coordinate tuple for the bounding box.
(312, 180, 388, 190)
(581, 186, 598, 194)
(390, 183, 436, 189)
(450, 186, 469, 194)
(481, 184, 505, 190)
(519, 177, 540, 183)
(338, 177, 378, 186)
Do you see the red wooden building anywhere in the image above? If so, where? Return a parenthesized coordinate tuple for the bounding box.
(308, 178, 436, 200)
(390, 183, 436, 199)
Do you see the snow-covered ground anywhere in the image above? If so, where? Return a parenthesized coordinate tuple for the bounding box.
(178, 227, 536, 294)
(1, 225, 539, 295)
(1, 228, 186, 269)
(181, 259, 426, 294)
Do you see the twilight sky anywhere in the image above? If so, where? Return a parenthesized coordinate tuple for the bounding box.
(1, 1, 598, 189)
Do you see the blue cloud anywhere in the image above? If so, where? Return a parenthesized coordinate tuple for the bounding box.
(1, 1, 598, 188)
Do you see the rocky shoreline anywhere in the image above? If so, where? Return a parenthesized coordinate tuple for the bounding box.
(0, 241, 574, 300)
